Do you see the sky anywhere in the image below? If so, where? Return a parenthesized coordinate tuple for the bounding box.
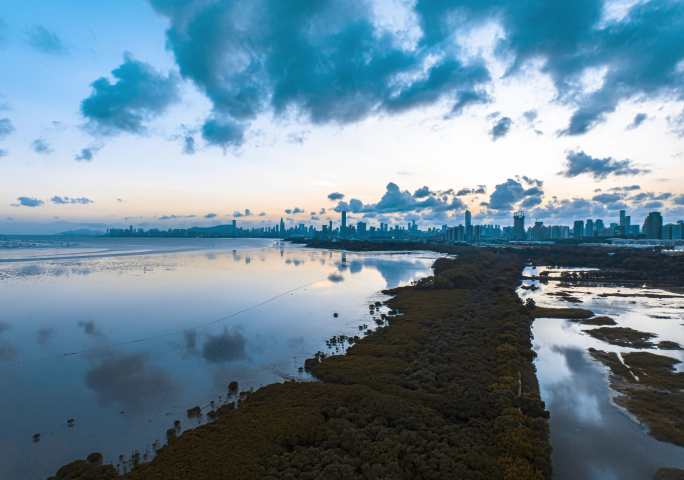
(0, 0, 683, 234)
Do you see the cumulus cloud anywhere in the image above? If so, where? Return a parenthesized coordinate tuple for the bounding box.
(74, 145, 102, 162)
(487, 179, 544, 211)
(490, 116, 512, 141)
(81, 53, 179, 135)
(284, 207, 304, 215)
(205, 212, 217, 219)
(31, 138, 53, 154)
(0, 117, 14, 139)
(148, 0, 491, 148)
(413, 186, 431, 198)
(561, 150, 649, 180)
(25, 25, 67, 54)
(51, 196, 94, 205)
(201, 115, 244, 149)
(673, 195, 684, 206)
(11, 196, 44, 207)
(327, 192, 344, 201)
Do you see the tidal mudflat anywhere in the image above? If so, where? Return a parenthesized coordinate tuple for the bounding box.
(0, 237, 438, 480)
(519, 267, 684, 480)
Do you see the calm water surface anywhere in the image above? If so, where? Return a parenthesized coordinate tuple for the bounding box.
(519, 267, 684, 480)
(0, 237, 438, 479)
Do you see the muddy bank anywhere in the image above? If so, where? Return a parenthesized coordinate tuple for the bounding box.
(51, 250, 551, 480)
(589, 349, 684, 447)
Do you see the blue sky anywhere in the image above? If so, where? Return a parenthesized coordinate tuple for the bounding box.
(1, 0, 683, 233)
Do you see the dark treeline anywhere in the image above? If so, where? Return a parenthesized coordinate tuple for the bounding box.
(52, 249, 551, 480)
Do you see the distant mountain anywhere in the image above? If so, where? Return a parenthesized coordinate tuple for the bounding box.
(58, 228, 105, 236)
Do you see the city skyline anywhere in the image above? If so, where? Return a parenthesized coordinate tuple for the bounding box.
(2, 1, 684, 233)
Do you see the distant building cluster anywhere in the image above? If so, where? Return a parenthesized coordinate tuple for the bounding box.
(107, 208, 684, 246)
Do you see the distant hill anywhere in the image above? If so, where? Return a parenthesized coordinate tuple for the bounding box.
(58, 228, 105, 236)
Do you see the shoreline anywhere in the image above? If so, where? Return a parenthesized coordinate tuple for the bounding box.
(51, 248, 551, 479)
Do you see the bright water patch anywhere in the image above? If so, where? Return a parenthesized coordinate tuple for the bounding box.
(0, 237, 438, 479)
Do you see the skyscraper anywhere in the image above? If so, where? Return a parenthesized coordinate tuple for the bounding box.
(573, 220, 584, 238)
(280, 218, 286, 234)
(465, 209, 473, 242)
(642, 211, 663, 239)
(513, 211, 525, 241)
(585, 219, 594, 237)
(341, 210, 347, 233)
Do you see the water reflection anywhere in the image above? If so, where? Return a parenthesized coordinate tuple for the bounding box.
(201, 328, 247, 363)
(0, 238, 437, 480)
(525, 266, 684, 479)
(85, 352, 179, 414)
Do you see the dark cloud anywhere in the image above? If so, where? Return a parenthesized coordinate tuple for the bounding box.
(413, 186, 431, 198)
(85, 352, 177, 412)
(148, 0, 491, 148)
(0, 117, 14, 139)
(202, 328, 247, 363)
(561, 150, 649, 180)
(201, 115, 244, 149)
(158, 214, 196, 221)
(520, 176, 544, 187)
(673, 195, 684, 206)
(610, 184, 641, 192)
(25, 25, 67, 54)
(327, 192, 344, 201)
(205, 212, 217, 219)
(490, 116, 512, 141)
(31, 138, 53, 154)
(642, 200, 663, 209)
(233, 209, 251, 218)
(51, 196, 94, 205)
(449, 89, 490, 116)
(488, 179, 543, 211)
(11, 196, 44, 208)
(592, 192, 623, 204)
(74, 145, 102, 162)
(284, 207, 304, 215)
(81, 53, 179, 135)
(627, 112, 648, 130)
(456, 185, 487, 196)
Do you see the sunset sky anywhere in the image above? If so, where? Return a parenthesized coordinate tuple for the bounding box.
(1, 0, 683, 233)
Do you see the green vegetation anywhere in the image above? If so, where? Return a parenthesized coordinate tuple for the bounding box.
(579, 316, 617, 326)
(530, 306, 594, 319)
(51, 249, 551, 480)
(589, 349, 684, 447)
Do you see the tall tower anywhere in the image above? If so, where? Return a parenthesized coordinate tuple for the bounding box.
(341, 210, 347, 233)
(513, 211, 525, 241)
(280, 218, 285, 234)
(465, 209, 472, 242)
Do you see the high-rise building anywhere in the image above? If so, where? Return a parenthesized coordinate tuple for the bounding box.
(280, 218, 286, 234)
(513, 211, 525, 240)
(619, 210, 631, 236)
(595, 219, 605, 236)
(341, 210, 347, 233)
(465, 209, 473, 241)
(573, 220, 584, 238)
(585, 219, 594, 237)
(642, 212, 663, 239)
